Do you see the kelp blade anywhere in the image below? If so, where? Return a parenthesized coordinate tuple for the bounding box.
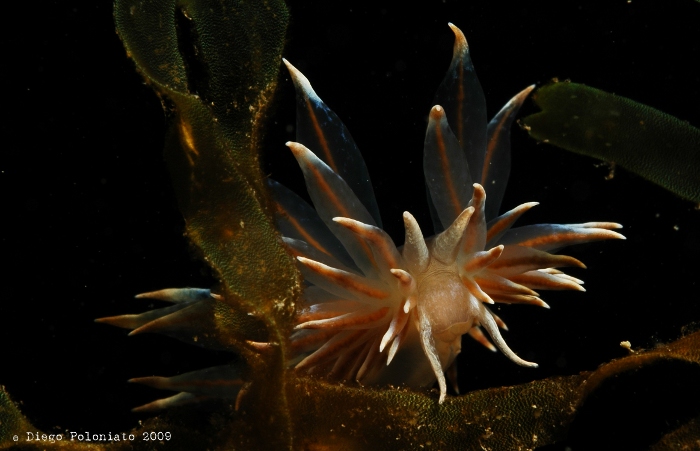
(114, 0, 297, 448)
(3, 329, 699, 450)
(284, 329, 700, 450)
(114, 0, 299, 326)
(0, 388, 37, 449)
(649, 415, 700, 450)
(523, 82, 700, 203)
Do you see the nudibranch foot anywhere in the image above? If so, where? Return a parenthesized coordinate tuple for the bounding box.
(102, 23, 624, 408)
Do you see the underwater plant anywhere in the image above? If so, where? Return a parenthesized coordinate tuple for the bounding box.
(523, 81, 700, 204)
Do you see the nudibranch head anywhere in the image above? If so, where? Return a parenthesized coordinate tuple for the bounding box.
(99, 23, 624, 409)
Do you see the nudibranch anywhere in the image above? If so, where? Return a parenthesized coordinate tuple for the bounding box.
(99, 23, 624, 408)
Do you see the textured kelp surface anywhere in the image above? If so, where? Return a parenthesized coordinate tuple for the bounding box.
(283, 333, 700, 449)
(649, 414, 700, 451)
(114, 0, 300, 447)
(114, 0, 299, 322)
(2, 1, 700, 450)
(522, 81, 700, 204)
(2, 331, 700, 449)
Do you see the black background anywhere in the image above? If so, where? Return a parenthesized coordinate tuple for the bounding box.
(2, 0, 700, 449)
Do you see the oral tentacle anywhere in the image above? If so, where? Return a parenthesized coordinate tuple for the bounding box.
(489, 310, 508, 331)
(417, 306, 448, 404)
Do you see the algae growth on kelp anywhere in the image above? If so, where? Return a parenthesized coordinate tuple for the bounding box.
(2, 0, 700, 449)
